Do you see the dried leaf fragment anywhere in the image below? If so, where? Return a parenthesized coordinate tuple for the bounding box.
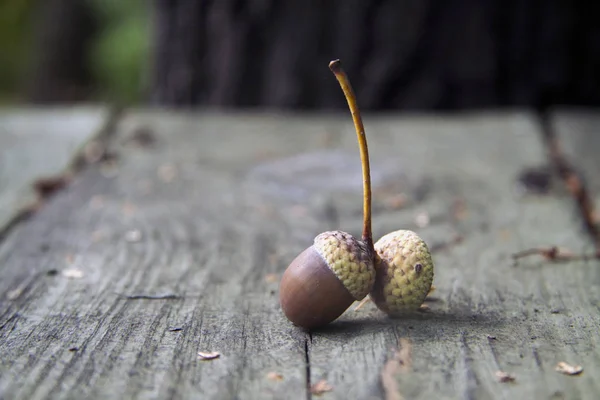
(414, 211, 430, 228)
(266, 372, 283, 381)
(452, 198, 468, 220)
(417, 304, 430, 312)
(125, 230, 142, 242)
(198, 351, 220, 361)
(386, 193, 407, 210)
(310, 380, 333, 396)
(495, 370, 516, 383)
(158, 163, 177, 182)
(555, 361, 583, 375)
(62, 268, 84, 279)
(7, 287, 24, 300)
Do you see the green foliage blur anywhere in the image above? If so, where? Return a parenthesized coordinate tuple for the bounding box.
(0, 0, 150, 105)
(88, 0, 150, 104)
(0, 0, 34, 103)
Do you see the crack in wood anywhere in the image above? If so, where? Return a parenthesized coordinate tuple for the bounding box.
(459, 331, 481, 400)
(305, 335, 312, 400)
(0, 107, 123, 246)
(541, 112, 600, 253)
(532, 347, 543, 370)
(120, 294, 183, 300)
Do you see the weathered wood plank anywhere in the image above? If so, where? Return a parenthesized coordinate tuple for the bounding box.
(306, 112, 600, 400)
(0, 111, 351, 400)
(0, 107, 109, 232)
(0, 110, 599, 400)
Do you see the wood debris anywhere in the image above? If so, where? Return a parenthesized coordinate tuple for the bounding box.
(122, 202, 137, 216)
(158, 163, 177, 183)
(266, 372, 283, 381)
(495, 370, 516, 383)
(310, 380, 333, 396)
(555, 361, 583, 376)
(452, 198, 468, 220)
(267, 253, 279, 265)
(89, 196, 104, 209)
(7, 287, 24, 300)
(512, 246, 599, 263)
(290, 205, 308, 218)
(62, 268, 84, 279)
(353, 297, 371, 311)
(125, 230, 142, 242)
(386, 193, 407, 210)
(91, 230, 105, 242)
(381, 338, 412, 400)
(417, 304, 430, 312)
(414, 211, 430, 228)
(198, 351, 221, 361)
(33, 175, 70, 198)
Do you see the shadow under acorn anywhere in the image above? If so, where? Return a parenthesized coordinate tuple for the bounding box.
(304, 303, 508, 343)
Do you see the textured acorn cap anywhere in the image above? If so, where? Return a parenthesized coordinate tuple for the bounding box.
(370, 229, 434, 315)
(279, 231, 375, 329)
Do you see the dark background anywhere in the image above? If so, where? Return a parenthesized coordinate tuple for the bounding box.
(2, 0, 599, 112)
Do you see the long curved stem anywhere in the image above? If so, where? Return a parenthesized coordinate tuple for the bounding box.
(329, 59, 374, 253)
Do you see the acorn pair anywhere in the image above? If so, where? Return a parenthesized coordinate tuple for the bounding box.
(279, 60, 435, 330)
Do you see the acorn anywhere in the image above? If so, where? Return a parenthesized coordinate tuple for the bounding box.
(370, 230, 434, 315)
(279, 60, 377, 330)
(280, 230, 375, 329)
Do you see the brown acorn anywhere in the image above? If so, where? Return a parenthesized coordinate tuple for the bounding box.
(280, 231, 375, 329)
(279, 60, 377, 330)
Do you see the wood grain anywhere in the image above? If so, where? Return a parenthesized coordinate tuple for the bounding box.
(306, 112, 600, 400)
(1, 110, 599, 399)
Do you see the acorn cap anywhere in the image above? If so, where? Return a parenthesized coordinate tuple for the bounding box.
(279, 231, 375, 329)
(370, 229, 434, 314)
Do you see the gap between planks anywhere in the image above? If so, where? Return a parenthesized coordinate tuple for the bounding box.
(0, 107, 123, 245)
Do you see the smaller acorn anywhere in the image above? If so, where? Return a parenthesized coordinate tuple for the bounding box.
(370, 230, 434, 315)
(280, 231, 375, 329)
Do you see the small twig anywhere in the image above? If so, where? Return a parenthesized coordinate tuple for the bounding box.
(353, 297, 371, 311)
(512, 246, 600, 263)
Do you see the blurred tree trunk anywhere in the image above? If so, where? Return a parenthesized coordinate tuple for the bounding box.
(27, 0, 96, 103)
(149, 0, 599, 111)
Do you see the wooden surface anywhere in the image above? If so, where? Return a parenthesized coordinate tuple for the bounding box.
(0, 107, 109, 233)
(0, 109, 599, 400)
